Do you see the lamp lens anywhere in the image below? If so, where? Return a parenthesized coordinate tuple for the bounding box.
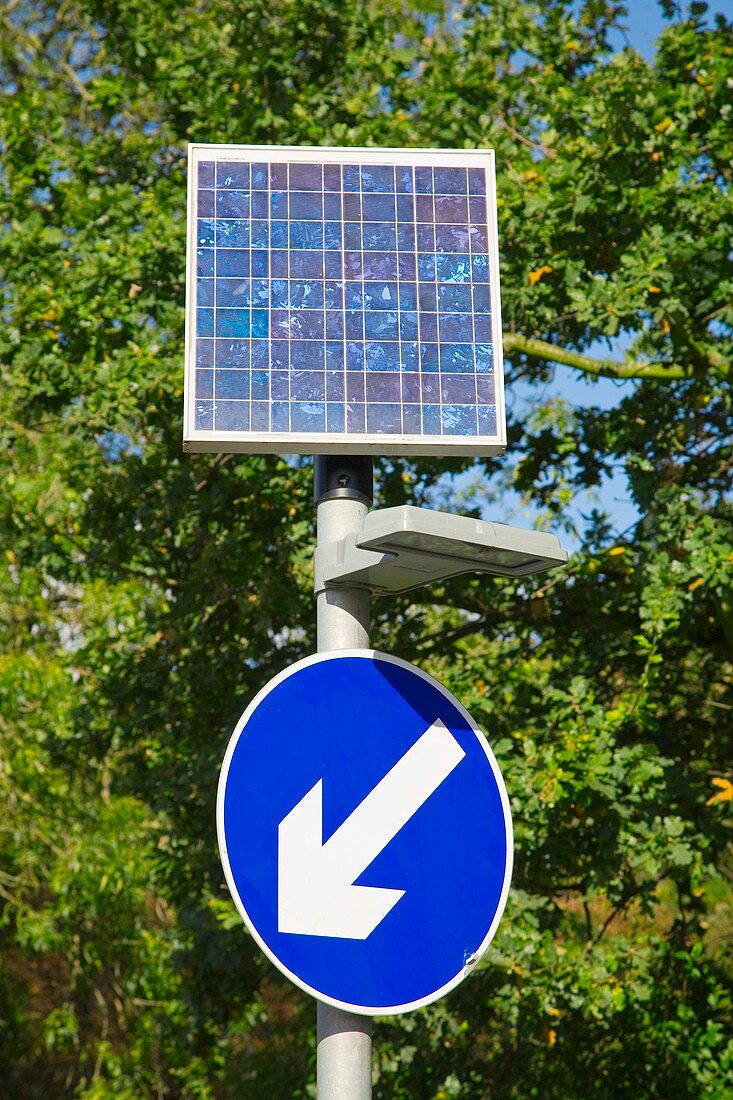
(377, 531, 540, 571)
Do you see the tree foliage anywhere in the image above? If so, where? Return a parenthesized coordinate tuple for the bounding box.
(0, 1, 731, 1096)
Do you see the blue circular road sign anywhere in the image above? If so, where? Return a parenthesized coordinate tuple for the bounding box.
(217, 650, 512, 1015)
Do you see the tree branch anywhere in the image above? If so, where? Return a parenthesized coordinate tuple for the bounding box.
(503, 332, 696, 381)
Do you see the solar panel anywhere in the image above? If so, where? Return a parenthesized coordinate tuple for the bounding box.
(183, 145, 506, 456)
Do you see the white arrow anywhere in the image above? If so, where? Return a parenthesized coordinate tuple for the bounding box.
(278, 718, 465, 939)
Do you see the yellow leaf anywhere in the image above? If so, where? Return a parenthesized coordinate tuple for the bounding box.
(608, 546, 626, 556)
(655, 117, 673, 133)
(548, 1028, 557, 1046)
(5, 549, 15, 563)
(706, 778, 733, 806)
(529, 264, 553, 286)
(523, 169, 540, 182)
(661, 317, 671, 333)
(688, 577, 704, 591)
(648, 285, 661, 293)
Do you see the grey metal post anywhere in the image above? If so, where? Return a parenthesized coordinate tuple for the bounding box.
(315, 456, 373, 1100)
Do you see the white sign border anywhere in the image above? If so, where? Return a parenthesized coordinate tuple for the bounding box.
(184, 143, 506, 457)
(216, 648, 514, 1016)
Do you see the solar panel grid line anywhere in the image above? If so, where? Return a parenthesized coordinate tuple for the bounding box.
(466, 167, 479, 437)
(338, 161, 349, 436)
(429, 169, 438, 436)
(396, 163, 406, 436)
(317, 160, 326, 433)
(411, 162, 422, 437)
(184, 145, 506, 456)
(412, 164, 423, 440)
(268, 162, 274, 433)
(356, 159, 364, 437)
(433, 170, 444, 437)
(212, 161, 219, 434)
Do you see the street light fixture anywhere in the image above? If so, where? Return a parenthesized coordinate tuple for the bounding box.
(315, 505, 568, 595)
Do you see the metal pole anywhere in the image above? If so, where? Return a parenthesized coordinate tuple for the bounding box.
(315, 455, 373, 1100)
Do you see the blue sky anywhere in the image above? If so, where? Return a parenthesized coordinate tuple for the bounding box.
(607, 0, 671, 57)
(609, 0, 729, 57)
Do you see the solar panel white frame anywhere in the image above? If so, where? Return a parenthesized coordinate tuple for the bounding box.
(183, 144, 506, 456)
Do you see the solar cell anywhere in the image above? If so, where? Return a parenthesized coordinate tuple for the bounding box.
(184, 145, 506, 455)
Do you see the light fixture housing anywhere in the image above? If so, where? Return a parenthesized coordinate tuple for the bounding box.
(314, 506, 569, 595)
